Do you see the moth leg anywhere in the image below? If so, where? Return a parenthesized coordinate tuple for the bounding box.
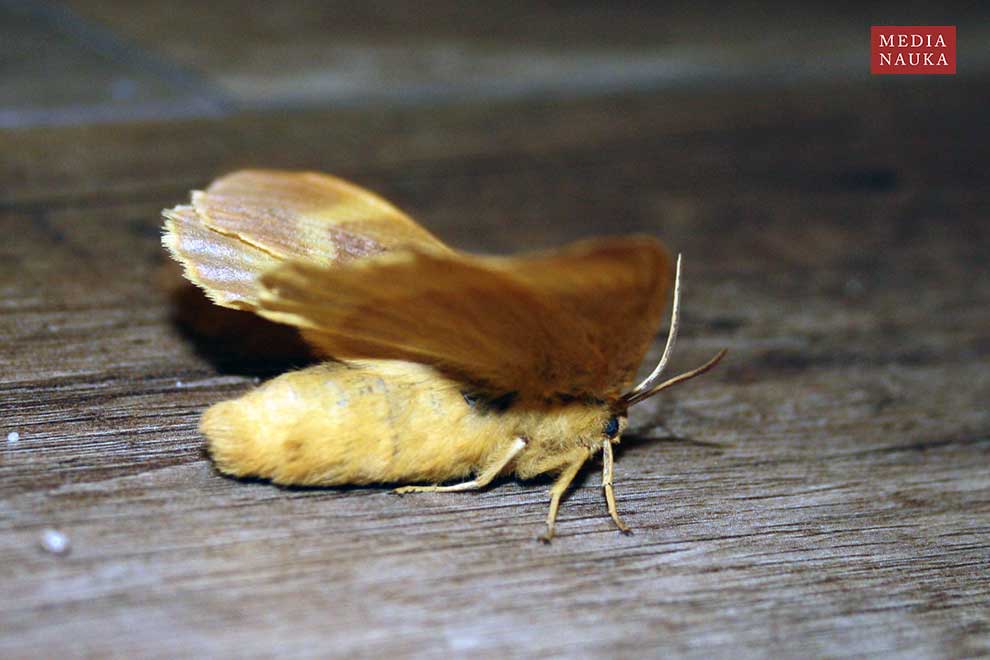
(394, 437, 527, 494)
(602, 440, 632, 535)
(539, 450, 591, 544)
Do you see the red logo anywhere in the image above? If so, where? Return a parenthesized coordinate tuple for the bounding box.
(871, 26, 956, 74)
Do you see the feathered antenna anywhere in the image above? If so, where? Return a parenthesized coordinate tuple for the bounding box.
(620, 254, 726, 406)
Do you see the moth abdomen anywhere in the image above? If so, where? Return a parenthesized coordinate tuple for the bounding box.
(201, 360, 502, 487)
(200, 399, 264, 479)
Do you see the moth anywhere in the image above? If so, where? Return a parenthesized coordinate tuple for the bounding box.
(163, 170, 725, 541)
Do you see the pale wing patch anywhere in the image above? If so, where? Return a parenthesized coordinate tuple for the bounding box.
(191, 170, 447, 265)
(162, 169, 449, 312)
(163, 206, 278, 309)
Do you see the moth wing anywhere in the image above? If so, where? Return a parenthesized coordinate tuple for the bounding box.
(506, 239, 673, 393)
(257, 237, 671, 397)
(162, 169, 448, 310)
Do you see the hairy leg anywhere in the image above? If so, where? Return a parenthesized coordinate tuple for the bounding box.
(394, 437, 527, 494)
(602, 440, 632, 534)
(538, 449, 592, 543)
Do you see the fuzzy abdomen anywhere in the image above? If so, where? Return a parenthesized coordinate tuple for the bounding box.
(202, 360, 499, 486)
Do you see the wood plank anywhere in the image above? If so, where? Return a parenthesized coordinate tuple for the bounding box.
(1, 79, 988, 657)
(63, 0, 990, 107)
(0, 1, 223, 127)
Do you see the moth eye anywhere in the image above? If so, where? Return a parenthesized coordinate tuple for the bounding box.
(603, 416, 620, 438)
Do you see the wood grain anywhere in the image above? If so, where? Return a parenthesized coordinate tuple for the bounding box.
(1, 70, 988, 658)
(61, 0, 990, 107)
(0, 1, 223, 128)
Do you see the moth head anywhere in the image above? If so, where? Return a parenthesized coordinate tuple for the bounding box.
(614, 254, 726, 414)
(541, 397, 628, 449)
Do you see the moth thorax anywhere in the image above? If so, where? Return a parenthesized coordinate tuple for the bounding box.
(523, 400, 621, 449)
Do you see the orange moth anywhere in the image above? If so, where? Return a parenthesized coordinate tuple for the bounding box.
(162, 170, 725, 541)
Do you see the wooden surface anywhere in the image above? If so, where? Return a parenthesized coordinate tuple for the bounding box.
(2, 3, 989, 658)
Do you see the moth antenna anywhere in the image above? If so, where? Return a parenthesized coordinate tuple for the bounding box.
(624, 348, 727, 406)
(622, 254, 682, 402)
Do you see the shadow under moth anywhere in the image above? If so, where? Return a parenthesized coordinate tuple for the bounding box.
(163, 170, 725, 541)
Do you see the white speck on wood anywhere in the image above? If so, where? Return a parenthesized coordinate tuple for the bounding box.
(39, 529, 70, 555)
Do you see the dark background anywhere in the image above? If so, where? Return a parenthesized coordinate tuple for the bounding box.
(1, 2, 988, 657)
